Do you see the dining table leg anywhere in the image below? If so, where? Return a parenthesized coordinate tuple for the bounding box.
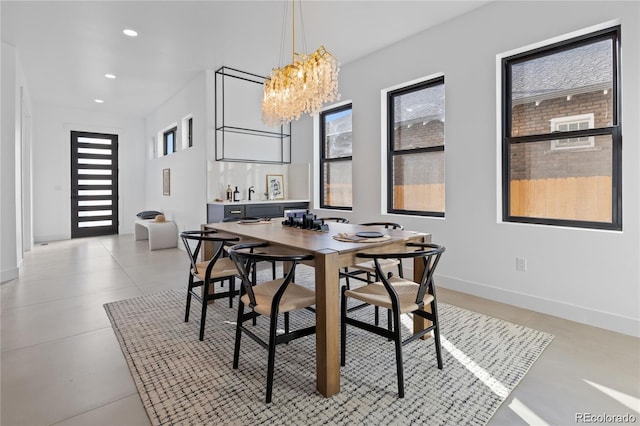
(314, 249, 341, 397)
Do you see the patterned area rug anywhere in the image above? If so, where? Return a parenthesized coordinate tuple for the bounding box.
(104, 268, 553, 425)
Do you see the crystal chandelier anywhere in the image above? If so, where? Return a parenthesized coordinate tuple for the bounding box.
(262, 1, 340, 127)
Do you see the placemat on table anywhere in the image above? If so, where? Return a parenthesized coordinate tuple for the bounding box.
(333, 233, 391, 243)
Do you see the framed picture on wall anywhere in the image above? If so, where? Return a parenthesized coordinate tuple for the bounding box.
(163, 168, 170, 196)
(266, 174, 284, 200)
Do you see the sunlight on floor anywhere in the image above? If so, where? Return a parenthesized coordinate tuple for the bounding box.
(584, 379, 640, 413)
(508, 398, 550, 425)
(441, 334, 510, 399)
(400, 313, 552, 425)
(399, 314, 509, 398)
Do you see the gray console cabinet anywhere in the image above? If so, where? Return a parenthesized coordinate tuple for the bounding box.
(206, 201, 308, 223)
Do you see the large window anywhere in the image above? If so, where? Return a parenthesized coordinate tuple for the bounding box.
(387, 76, 445, 217)
(502, 27, 621, 230)
(320, 104, 352, 209)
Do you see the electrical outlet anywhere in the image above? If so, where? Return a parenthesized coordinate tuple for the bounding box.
(516, 257, 527, 272)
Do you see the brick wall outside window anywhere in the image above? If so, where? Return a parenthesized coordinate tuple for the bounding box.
(511, 90, 612, 181)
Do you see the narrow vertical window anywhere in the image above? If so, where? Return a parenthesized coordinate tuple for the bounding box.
(320, 104, 352, 209)
(163, 127, 177, 156)
(188, 117, 193, 148)
(502, 27, 621, 230)
(387, 76, 445, 216)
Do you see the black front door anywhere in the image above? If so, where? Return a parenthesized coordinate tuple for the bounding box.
(70, 131, 119, 238)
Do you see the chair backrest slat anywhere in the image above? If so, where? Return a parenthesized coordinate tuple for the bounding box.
(360, 222, 404, 230)
(358, 242, 445, 306)
(228, 242, 314, 310)
(180, 230, 239, 276)
(414, 248, 444, 304)
(318, 217, 349, 223)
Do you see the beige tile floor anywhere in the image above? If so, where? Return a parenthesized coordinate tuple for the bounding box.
(1, 235, 638, 425)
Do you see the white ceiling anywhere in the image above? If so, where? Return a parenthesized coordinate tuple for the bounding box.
(1, 1, 489, 117)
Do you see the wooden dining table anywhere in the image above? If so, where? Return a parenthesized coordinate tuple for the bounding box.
(203, 220, 430, 398)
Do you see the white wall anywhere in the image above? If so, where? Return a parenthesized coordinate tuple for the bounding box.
(1, 42, 33, 282)
(205, 69, 308, 204)
(32, 105, 146, 241)
(1, 43, 19, 281)
(300, 1, 639, 336)
(145, 72, 209, 233)
(4, 1, 637, 335)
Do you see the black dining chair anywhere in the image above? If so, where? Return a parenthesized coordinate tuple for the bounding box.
(341, 222, 405, 325)
(180, 230, 240, 341)
(341, 242, 445, 398)
(228, 242, 316, 403)
(222, 216, 277, 279)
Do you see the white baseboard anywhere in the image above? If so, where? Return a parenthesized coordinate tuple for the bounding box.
(35, 232, 134, 242)
(1, 266, 19, 283)
(436, 274, 640, 338)
(34, 233, 69, 243)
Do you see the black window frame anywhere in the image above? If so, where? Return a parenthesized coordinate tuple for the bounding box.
(502, 26, 622, 231)
(319, 103, 353, 210)
(163, 127, 177, 156)
(187, 117, 193, 148)
(387, 76, 445, 217)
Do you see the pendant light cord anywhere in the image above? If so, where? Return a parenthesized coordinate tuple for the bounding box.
(278, 0, 288, 68)
(291, 0, 295, 62)
(298, 0, 308, 56)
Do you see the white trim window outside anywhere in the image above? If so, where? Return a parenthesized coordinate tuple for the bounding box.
(386, 76, 445, 217)
(550, 113, 594, 151)
(501, 26, 621, 230)
(163, 127, 177, 156)
(319, 104, 352, 210)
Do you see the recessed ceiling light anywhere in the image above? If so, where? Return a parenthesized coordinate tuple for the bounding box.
(105, 74, 116, 79)
(123, 29, 138, 37)
(94, 99, 104, 103)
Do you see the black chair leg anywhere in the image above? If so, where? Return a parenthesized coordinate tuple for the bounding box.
(284, 312, 290, 334)
(233, 302, 245, 369)
(265, 312, 279, 403)
(244, 262, 257, 327)
(272, 261, 277, 279)
(199, 281, 209, 341)
(228, 277, 235, 308)
(370, 272, 380, 326)
(387, 309, 392, 340)
(343, 267, 351, 289)
(392, 309, 405, 398)
(431, 300, 443, 369)
(185, 275, 194, 322)
(340, 287, 347, 366)
(252, 264, 257, 288)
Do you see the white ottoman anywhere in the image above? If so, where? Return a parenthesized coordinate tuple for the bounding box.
(134, 219, 178, 250)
